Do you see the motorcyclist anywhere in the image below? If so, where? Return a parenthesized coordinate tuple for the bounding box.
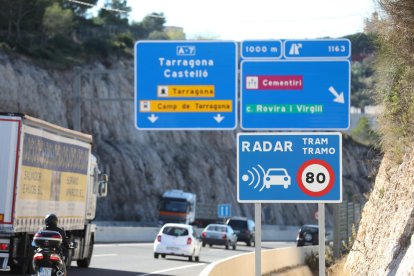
(43, 214, 70, 265)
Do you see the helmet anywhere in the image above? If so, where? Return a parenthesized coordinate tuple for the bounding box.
(44, 214, 58, 228)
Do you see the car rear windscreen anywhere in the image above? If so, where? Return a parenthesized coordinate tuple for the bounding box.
(228, 220, 247, 229)
(207, 225, 227, 232)
(162, 227, 189, 236)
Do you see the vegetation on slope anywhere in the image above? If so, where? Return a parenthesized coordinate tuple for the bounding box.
(373, 0, 414, 162)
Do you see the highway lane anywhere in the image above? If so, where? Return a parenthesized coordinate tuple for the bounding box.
(67, 241, 295, 276)
(0, 241, 294, 275)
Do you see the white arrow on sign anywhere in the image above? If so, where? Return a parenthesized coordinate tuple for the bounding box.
(328, 86, 345, 104)
(148, 114, 158, 123)
(214, 114, 225, 123)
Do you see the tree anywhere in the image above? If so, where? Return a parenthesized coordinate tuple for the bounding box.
(0, 0, 50, 41)
(351, 58, 376, 109)
(98, 0, 131, 26)
(43, 2, 74, 38)
(63, 0, 98, 18)
(350, 116, 379, 146)
(141, 13, 166, 36)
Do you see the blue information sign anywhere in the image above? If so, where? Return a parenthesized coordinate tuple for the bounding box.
(238, 133, 342, 203)
(217, 204, 231, 218)
(135, 41, 237, 130)
(241, 59, 350, 130)
(241, 40, 282, 59)
(284, 39, 351, 59)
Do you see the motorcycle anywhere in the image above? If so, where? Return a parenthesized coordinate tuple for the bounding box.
(32, 230, 66, 276)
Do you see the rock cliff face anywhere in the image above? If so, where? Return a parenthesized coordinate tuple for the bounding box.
(345, 150, 414, 275)
(0, 52, 380, 225)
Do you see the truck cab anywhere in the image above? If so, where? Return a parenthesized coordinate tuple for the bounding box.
(158, 190, 196, 225)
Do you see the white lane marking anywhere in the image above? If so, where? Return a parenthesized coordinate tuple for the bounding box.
(93, 254, 118, 257)
(138, 263, 205, 276)
(95, 243, 152, 247)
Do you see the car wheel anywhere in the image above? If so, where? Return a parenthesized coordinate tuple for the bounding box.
(246, 239, 251, 246)
(154, 253, 159, 259)
(161, 254, 166, 258)
(188, 256, 193, 262)
(195, 256, 200, 262)
(297, 242, 304, 247)
(209, 244, 212, 247)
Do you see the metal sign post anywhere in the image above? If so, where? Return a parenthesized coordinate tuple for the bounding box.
(255, 203, 261, 276)
(318, 203, 326, 276)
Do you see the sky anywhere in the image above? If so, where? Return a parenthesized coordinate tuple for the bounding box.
(125, 0, 378, 41)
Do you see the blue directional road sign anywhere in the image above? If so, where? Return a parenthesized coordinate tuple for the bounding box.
(238, 132, 342, 203)
(284, 39, 351, 59)
(135, 41, 237, 130)
(217, 204, 231, 218)
(241, 59, 350, 130)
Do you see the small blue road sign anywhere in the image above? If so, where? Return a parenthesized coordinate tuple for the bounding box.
(217, 204, 231, 218)
(135, 41, 237, 130)
(241, 40, 282, 59)
(284, 39, 351, 59)
(237, 132, 342, 203)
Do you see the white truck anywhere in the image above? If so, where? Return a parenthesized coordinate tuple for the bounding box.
(158, 190, 217, 227)
(0, 113, 108, 274)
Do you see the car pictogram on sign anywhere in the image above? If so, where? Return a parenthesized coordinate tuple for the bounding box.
(263, 168, 291, 189)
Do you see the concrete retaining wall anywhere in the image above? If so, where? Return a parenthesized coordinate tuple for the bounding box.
(95, 225, 299, 243)
(95, 226, 160, 243)
(199, 246, 318, 276)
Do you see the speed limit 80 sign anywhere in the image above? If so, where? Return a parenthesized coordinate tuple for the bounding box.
(238, 132, 342, 203)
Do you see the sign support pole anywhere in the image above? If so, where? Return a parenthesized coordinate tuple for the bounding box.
(255, 203, 261, 276)
(318, 203, 325, 276)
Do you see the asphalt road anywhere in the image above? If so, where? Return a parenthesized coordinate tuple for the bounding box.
(0, 241, 294, 276)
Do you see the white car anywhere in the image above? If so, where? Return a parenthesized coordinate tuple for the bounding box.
(153, 223, 202, 262)
(263, 168, 291, 189)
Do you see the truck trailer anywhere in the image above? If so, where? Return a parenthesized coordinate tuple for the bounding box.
(0, 113, 108, 274)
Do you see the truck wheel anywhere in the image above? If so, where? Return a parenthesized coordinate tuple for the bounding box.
(77, 237, 94, 268)
(11, 234, 34, 274)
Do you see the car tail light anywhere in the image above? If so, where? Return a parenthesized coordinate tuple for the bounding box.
(157, 235, 162, 242)
(33, 253, 44, 261)
(50, 254, 61, 262)
(221, 234, 227, 240)
(201, 232, 206, 238)
(0, 243, 9, 251)
(187, 237, 192, 245)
